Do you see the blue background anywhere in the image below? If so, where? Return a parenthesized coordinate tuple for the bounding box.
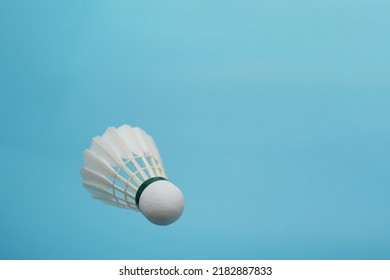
(1, 0, 389, 259)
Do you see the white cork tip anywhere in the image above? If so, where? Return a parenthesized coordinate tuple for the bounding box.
(138, 180, 185, 226)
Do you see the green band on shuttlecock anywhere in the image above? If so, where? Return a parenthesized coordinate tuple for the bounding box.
(135, 177, 168, 208)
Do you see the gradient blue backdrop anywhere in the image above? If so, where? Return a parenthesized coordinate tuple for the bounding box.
(1, 0, 389, 259)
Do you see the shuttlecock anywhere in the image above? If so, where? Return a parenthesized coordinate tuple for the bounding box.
(80, 124, 184, 226)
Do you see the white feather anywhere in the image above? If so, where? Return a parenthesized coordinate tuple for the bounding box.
(81, 167, 137, 195)
(81, 125, 170, 211)
(83, 150, 116, 178)
(90, 136, 123, 168)
(102, 127, 131, 160)
(116, 125, 142, 155)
